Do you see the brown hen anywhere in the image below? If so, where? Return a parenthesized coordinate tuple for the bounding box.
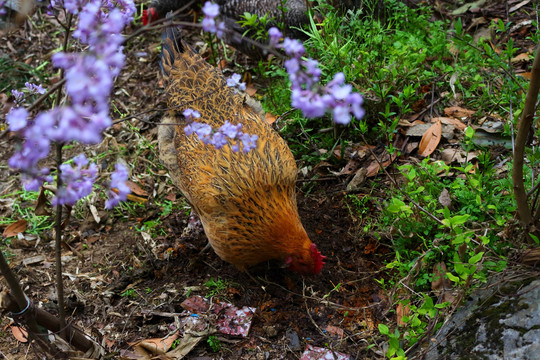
(157, 27, 325, 275)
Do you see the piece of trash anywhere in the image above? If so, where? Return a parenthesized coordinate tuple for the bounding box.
(181, 295, 210, 313)
(300, 345, 351, 360)
(214, 302, 255, 337)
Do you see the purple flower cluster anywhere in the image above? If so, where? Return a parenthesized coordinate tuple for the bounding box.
(271, 28, 365, 125)
(105, 163, 130, 209)
(182, 109, 258, 153)
(201, 1, 224, 38)
(226, 73, 246, 93)
(7, 0, 134, 207)
(25, 82, 46, 94)
(10, 82, 46, 105)
(53, 154, 98, 206)
(0, 0, 6, 16)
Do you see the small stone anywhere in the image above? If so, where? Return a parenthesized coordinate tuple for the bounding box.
(263, 325, 277, 338)
(286, 329, 300, 351)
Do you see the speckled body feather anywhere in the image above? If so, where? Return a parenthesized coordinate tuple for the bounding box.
(158, 31, 323, 273)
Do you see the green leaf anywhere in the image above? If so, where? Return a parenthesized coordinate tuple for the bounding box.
(379, 323, 390, 335)
(469, 252, 484, 264)
(465, 126, 475, 139)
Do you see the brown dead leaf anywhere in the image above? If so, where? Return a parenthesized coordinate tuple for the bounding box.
(265, 112, 277, 124)
(511, 52, 530, 63)
(218, 59, 227, 70)
(518, 72, 532, 81)
(444, 106, 475, 118)
(127, 194, 148, 204)
(325, 325, 344, 337)
(396, 302, 410, 327)
(165, 192, 176, 202)
(438, 188, 452, 209)
(434, 117, 467, 131)
(181, 295, 209, 313)
(137, 333, 179, 355)
(418, 120, 442, 157)
(3, 219, 27, 238)
(126, 181, 148, 197)
(34, 188, 50, 216)
(11, 326, 28, 343)
(431, 262, 448, 292)
(245, 84, 257, 97)
(366, 153, 396, 177)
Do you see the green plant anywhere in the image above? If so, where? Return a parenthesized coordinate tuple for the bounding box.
(0, 191, 53, 236)
(136, 219, 166, 238)
(121, 288, 136, 298)
(204, 277, 228, 298)
(207, 335, 222, 352)
(378, 323, 405, 360)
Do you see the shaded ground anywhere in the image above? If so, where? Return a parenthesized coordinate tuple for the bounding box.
(0, 0, 538, 359)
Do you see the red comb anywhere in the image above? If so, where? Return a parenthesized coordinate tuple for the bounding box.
(310, 244, 326, 274)
(142, 8, 157, 26)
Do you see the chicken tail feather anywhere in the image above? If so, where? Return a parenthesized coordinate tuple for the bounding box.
(160, 13, 184, 81)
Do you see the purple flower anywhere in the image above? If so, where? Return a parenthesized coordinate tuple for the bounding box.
(105, 163, 131, 209)
(25, 82, 46, 94)
(219, 121, 241, 138)
(8, 0, 136, 198)
(183, 108, 201, 119)
(240, 134, 258, 153)
(282, 38, 305, 57)
(201, 2, 224, 37)
(192, 122, 213, 138)
(202, 1, 219, 18)
(211, 132, 228, 149)
(226, 73, 246, 92)
(268, 27, 282, 47)
(7, 108, 29, 131)
(11, 89, 25, 104)
(52, 154, 98, 206)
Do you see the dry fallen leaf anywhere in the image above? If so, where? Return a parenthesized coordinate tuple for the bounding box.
(431, 262, 448, 292)
(325, 325, 345, 337)
(418, 120, 442, 157)
(137, 333, 180, 355)
(3, 219, 27, 238)
(265, 112, 277, 124)
(11, 326, 28, 343)
(34, 188, 50, 216)
(126, 181, 148, 197)
(444, 106, 475, 118)
(438, 188, 452, 208)
(511, 52, 530, 63)
(396, 302, 410, 327)
(126, 194, 148, 204)
(365, 153, 396, 177)
(245, 84, 257, 97)
(434, 117, 467, 131)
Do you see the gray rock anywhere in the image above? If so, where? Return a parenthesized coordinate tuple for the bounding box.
(419, 278, 540, 360)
